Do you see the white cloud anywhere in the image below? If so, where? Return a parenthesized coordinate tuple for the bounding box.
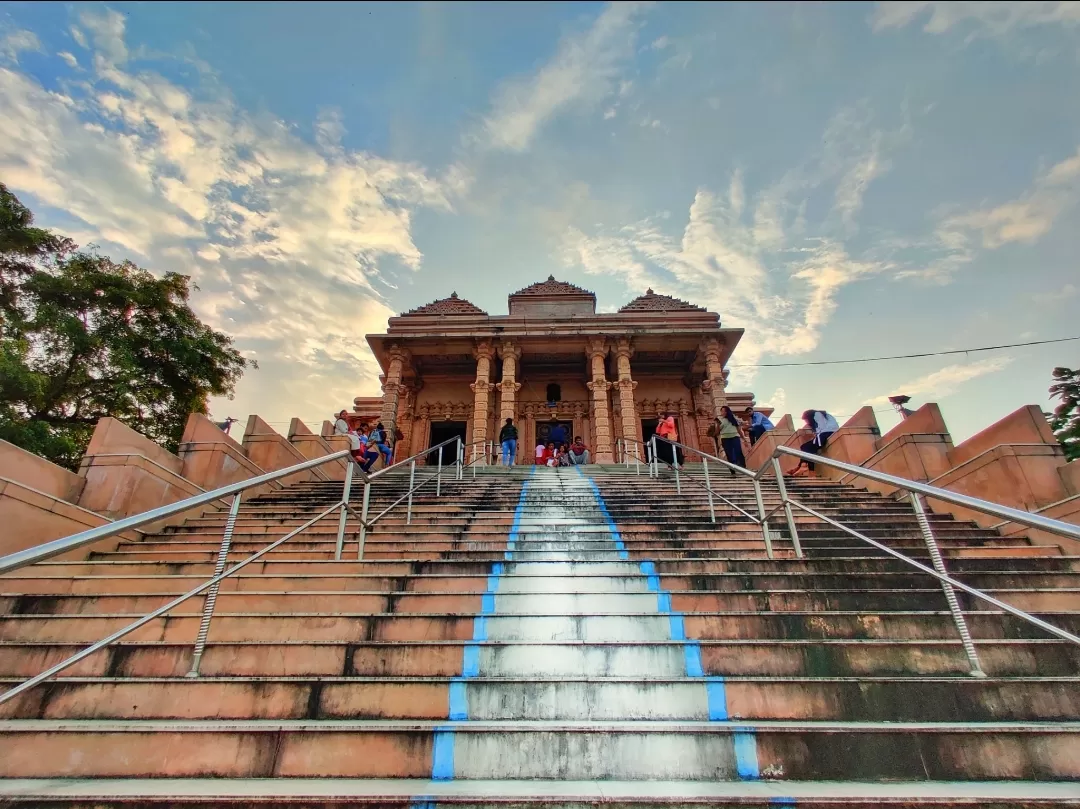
(1031, 282, 1078, 305)
(872, 2, 1080, 36)
(58, 51, 80, 69)
(479, 1, 652, 152)
(649, 35, 670, 50)
(0, 28, 42, 63)
(934, 146, 1080, 256)
(864, 357, 1014, 405)
(763, 387, 787, 413)
(562, 105, 906, 385)
(0, 7, 457, 420)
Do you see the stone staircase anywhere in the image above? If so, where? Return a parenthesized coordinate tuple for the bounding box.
(0, 463, 1078, 805)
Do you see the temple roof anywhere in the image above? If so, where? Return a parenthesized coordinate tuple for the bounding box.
(401, 292, 487, 317)
(619, 288, 707, 313)
(509, 275, 596, 299)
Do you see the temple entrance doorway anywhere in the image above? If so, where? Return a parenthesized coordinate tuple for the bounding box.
(536, 420, 574, 450)
(641, 418, 680, 466)
(428, 421, 467, 465)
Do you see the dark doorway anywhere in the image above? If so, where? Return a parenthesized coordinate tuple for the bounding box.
(428, 421, 467, 465)
(546, 383, 562, 403)
(536, 420, 573, 449)
(641, 418, 681, 466)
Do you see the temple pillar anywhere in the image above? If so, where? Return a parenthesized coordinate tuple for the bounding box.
(411, 404, 430, 460)
(614, 337, 640, 460)
(699, 337, 728, 417)
(497, 341, 523, 425)
(585, 338, 614, 463)
(379, 345, 410, 441)
(470, 340, 496, 462)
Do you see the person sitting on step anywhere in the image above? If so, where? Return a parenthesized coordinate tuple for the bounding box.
(567, 436, 590, 466)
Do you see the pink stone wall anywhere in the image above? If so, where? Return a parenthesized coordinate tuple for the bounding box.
(0, 439, 85, 503)
(242, 415, 331, 486)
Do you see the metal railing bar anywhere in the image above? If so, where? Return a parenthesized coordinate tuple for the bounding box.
(653, 435, 756, 478)
(367, 470, 442, 526)
(0, 449, 353, 576)
(380, 436, 462, 475)
(785, 497, 1080, 647)
(0, 500, 345, 706)
(767, 446, 1080, 542)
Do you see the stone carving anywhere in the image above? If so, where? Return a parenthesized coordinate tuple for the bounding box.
(620, 288, 707, 313)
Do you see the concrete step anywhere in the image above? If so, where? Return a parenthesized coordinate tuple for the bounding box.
(5, 639, 1078, 679)
(0, 719, 1077, 780)
(3, 675, 1078, 722)
(3, 588, 1078, 616)
(1, 776, 1077, 806)
(1, 610, 1077, 643)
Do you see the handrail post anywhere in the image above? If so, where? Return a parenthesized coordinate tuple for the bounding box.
(771, 457, 802, 558)
(186, 492, 242, 678)
(334, 461, 354, 561)
(437, 445, 443, 497)
(650, 436, 657, 478)
(407, 460, 416, 524)
(674, 451, 681, 494)
(702, 458, 716, 523)
(472, 443, 477, 479)
(910, 492, 985, 677)
(753, 478, 774, 560)
(457, 438, 464, 481)
(357, 481, 371, 559)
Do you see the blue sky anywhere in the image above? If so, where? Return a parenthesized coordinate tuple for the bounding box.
(1, 1, 1078, 441)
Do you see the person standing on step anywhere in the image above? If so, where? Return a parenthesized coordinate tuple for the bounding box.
(535, 439, 546, 465)
(334, 410, 350, 435)
(716, 406, 747, 474)
(567, 436, 590, 466)
(499, 418, 519, 467)
(744, 407, 774, 446)
(655, 413, 682, 468)
(788, 409, 840, 477)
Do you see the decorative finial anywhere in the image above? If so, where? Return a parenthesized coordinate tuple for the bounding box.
(646, 287, 654, 295)
(548, 274, 555, 281)
(450, 291, 458, 298)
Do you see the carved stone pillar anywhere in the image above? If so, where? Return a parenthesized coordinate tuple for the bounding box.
(470, 341, 496, 462)
(585, 338, 614, 463)
(497, 341, 523, 425)
(699, 337, 728, 417)
(379, 345, 410, 441)
(613, 337, 640, 460)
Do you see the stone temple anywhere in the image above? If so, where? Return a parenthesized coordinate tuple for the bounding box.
(360, 276, 761, 463)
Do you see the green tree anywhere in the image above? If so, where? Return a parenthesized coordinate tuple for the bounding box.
(0, 183, 253, 469)
(1049, 366, 1080, 462)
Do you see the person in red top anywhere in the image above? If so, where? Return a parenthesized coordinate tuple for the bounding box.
(542, 442, 558, 467)
(654, 413, 682, 468)
(567, 436, 590, 465)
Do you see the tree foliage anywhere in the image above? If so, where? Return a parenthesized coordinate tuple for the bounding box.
(0, 183, 253, 469)
(1049, 366, 1080, 462)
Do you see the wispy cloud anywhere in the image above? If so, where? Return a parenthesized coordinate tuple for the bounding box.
(0, 27, 41, 64)
(478, 1, 652, 152)
(561, 105, 905, 383)
(872, 1, 1080, 37)
(0, 6, 457, 416)
(863, 357, 1014, 405)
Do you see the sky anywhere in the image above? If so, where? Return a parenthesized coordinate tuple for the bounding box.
(1, 1, 1078, 442)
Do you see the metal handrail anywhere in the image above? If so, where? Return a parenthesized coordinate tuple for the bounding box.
(643, 435, 1080, 671)
(0, 434, 468, 700)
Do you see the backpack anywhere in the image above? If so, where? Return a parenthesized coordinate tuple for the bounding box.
(369, 427, 384, 443)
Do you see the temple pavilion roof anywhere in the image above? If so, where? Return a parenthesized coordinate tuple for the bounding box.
(619, 288, 707, 313)
(401, 292, 488, 316)
(509, 275, 596, 299)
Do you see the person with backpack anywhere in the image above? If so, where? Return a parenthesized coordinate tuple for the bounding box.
(715, 406, 747, 474)
(499, 418, 519, 467)
(789, 409, 840, 477)
(371, 422, 393, 467)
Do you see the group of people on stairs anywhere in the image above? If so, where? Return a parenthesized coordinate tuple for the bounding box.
(334, 410, 395, 473)
(495, 418, 591, 467)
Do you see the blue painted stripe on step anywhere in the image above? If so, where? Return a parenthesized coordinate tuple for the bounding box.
(472, 615, 488, 642)
(431, 727, 455, 781)
(683, 642, 704, 677)
(409, 799, 436, 809)
(705, 676, 728, 720)
(657, 590, 672, 612)
(481, 592, 495, 613)
(461, 644, 480, 678)
(668, 611, 686, 640)
(448, 679, 467, 721)
(733, 730, 760, 780)
(769, 800, 797, 806)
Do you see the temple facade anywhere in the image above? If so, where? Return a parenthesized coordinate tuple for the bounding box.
(361, 277, 758, 463)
